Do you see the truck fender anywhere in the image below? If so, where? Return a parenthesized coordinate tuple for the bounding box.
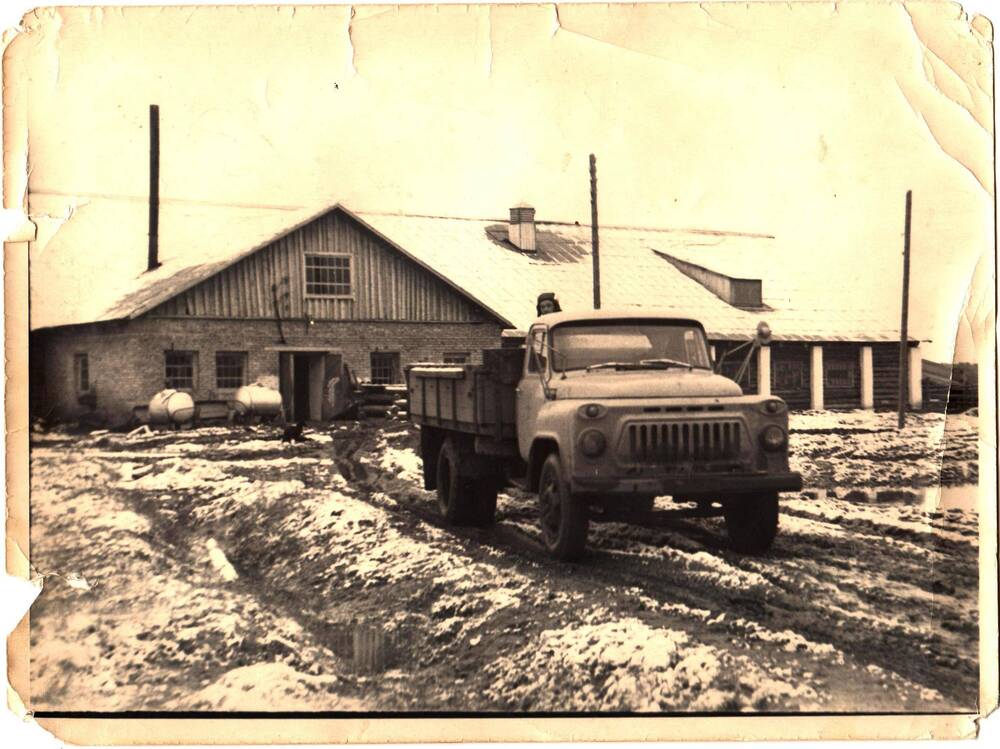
(420, 427, 445, 491)
(527, 437, 561, 493)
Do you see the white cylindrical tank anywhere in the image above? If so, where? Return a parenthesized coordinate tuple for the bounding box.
(231, 384, 283, 418)
(148, 389, 196, 425)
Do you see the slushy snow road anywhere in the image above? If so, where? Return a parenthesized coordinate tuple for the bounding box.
(27, 411, 980, 712)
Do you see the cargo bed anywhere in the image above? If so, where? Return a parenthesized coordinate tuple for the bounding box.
(405, 348, 521, 442)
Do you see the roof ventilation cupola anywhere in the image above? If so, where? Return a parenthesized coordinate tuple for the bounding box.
(508, 203, 536, 253)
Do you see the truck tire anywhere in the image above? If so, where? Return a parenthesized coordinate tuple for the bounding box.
(537, 453, 589, 561)
(723, 492, 779, 554)
(420, 428, 444, 491)
(629, 494, 657, 513)
(469, 480, 498, 528)
(436, 438, 475, 524)
(436, 438, 499, 527)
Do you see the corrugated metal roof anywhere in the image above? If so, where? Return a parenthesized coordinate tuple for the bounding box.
(354, 212, 913, 342)
(28, 197, 915, 343)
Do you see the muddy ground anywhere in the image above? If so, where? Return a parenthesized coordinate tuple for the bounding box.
(27, 410, 981, 713)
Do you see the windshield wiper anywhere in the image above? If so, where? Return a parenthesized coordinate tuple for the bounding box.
(639, 358, 696, 370)
(585, 361, 638, 372)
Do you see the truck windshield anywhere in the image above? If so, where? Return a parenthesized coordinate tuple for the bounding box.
(549, 322, 711, 372)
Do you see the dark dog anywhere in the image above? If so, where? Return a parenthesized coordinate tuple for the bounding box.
(281, 420, 309, 443)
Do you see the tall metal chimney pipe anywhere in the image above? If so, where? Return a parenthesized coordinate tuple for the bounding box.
(590, 153, 601, 309)
(147, 104, 160, 272)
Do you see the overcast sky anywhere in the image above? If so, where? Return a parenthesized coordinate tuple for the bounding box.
(9, 0, 993, 362)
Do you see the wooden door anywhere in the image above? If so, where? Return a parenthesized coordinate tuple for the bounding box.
(278, 353, 294, 421)
(321, 353, 346, 420)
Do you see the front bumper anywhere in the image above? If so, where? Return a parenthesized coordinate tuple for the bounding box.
(571, 471, 803, 496)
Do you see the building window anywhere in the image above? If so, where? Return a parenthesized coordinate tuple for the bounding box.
(74, 354, 90, 393)
(165, 351, 197, 390)
(370, 352, 400, 384)
(443, 352, 470, 364)
(304, 254, 352, 297)
(774, 360, 806, 391)
(215, 351, 247, 389)
(825, 363, 857, 388)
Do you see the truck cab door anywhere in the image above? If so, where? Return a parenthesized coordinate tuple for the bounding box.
(516, 326, 548, 461)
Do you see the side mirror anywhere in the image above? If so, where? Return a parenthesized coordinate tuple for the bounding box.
(756, 321, 772, 345)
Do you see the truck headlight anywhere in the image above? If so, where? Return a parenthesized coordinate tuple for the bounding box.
(760, 425, 787, 451)
(760, 399, 785, 414)
(579, 429, 607, 457)
(578, 403, 606, 419)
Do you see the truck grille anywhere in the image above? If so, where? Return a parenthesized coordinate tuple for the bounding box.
(623, 420, 743, 463)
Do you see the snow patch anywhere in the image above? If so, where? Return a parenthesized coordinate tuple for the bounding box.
(175, 662, 365, 711)
(486, 616, 822, 712)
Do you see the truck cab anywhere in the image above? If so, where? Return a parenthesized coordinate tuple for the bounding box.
(407, 310, 802, 561)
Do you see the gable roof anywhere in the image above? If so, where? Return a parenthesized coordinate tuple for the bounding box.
(353, 212, 910, 342)
(29, 196, 325, 331)
(28, 196, 913, 342)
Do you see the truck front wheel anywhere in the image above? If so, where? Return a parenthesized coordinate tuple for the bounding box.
(723, 492, 779, 554)
(537, 453, 589, 561)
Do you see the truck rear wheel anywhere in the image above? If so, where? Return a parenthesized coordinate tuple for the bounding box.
(435, 438, 497, 527)
(537, 453, 589, 561)
(470, 481, 498, 527)
(420, 427, 444, 491)
(436, 439, 473, 524)
(723, 492, 779, 554)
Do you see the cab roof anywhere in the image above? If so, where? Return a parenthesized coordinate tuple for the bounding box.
(532, 309, 707, 330)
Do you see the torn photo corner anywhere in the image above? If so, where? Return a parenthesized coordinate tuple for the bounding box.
(3, 0, 996, 744)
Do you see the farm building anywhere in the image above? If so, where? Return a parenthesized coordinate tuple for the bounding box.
(29, 198, 922, 425)
(922, 360, 978, 413)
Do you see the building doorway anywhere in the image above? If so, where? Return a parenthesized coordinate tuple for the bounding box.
(279, 351, 344, 422)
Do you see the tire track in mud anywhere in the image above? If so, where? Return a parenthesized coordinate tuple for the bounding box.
(357, 431, 976, 710)
(370, 423, 978, 705)
(305, 430, 868, 709)
(31, 419, 980, 712)
(568, 507, 979, 708)
(179, 424, 973, 712)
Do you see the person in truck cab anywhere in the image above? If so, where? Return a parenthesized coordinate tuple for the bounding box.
(536, 292, 562, 316)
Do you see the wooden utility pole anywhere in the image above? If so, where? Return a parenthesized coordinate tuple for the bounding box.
(147, 104, 161, 272)
(897, 190, 912, 429)
(590, 153, 601, 309)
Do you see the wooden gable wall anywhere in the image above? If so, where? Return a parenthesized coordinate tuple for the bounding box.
(148, 210, 492, 323)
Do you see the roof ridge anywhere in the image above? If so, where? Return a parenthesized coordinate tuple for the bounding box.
(30, 196, 773, 239)
(355, 209, 773, 239)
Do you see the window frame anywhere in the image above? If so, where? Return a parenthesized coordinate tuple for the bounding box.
(74, 353, 90, 393)
(526, 328, 548, 374)
(824, 363, 858, 389)
(215, 351, 248, 390)
(773, 359, 807, 391)
(303, 252, 354, 299)
(164, 350, 198, 392)
(370, 351, 401, 385)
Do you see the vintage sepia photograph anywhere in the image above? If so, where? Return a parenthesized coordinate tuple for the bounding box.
(3, 0, 996, 742)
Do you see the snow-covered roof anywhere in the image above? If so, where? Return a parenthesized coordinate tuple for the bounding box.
(29, 196, 911, 342)
(28, 196, 325, 331)
(353, 211, 909, 342)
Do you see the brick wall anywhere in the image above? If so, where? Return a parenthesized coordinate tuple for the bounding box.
(33, 316, 505, 424)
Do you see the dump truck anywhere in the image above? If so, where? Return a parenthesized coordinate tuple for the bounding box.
(406, 310, 802, 561)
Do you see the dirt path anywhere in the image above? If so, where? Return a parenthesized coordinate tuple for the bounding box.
(27, 412, 980, 712)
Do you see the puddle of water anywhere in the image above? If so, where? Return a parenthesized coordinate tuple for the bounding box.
(323, 622, 395, 673)
(918, 485, 979, 514)
(809, 486, 979, 513)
